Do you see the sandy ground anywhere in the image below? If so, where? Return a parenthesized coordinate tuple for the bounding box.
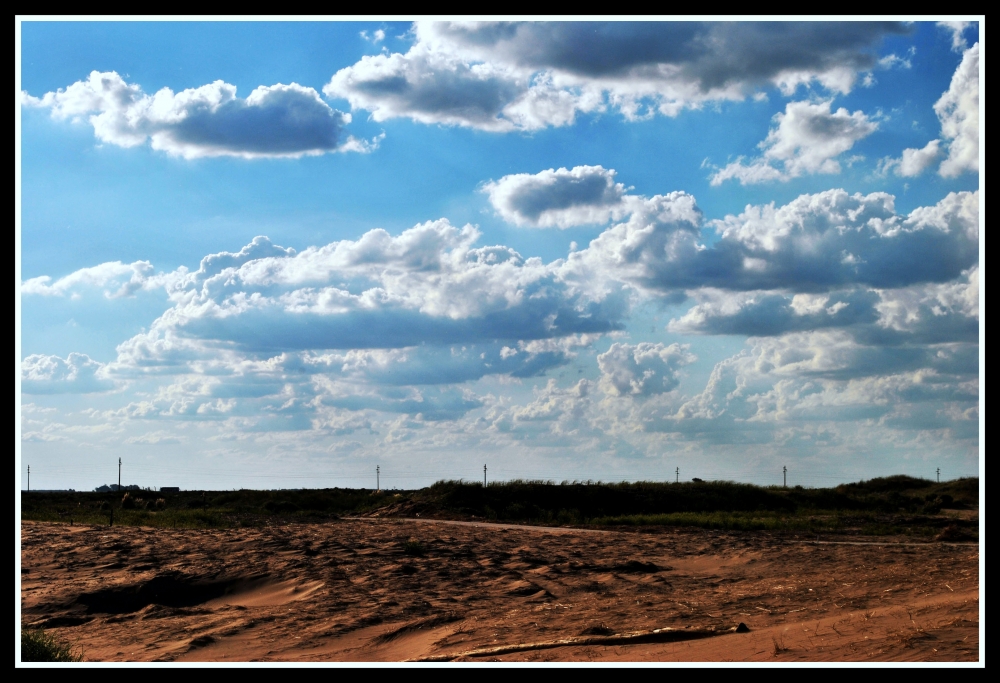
(20, 519, 979, 663)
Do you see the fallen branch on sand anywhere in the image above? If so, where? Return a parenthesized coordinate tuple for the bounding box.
(408, 624, 749, 662)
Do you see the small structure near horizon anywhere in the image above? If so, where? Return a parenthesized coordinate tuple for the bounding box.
(160, 487, 180, 493)
(94, 484, 141, 493)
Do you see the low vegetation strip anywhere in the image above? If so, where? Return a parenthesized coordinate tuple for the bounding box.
(588, 509, 972, 536)
(21, 626, 82, 662)
(20, 476, 977, 538)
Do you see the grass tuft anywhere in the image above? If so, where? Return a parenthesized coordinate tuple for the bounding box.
(403, 540, 425, 556)
(21, 626, 82, 662)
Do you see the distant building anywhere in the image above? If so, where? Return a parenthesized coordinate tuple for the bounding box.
(160, 487, 180, 493)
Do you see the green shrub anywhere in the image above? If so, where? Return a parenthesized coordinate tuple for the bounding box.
(21, 627, 81, 662)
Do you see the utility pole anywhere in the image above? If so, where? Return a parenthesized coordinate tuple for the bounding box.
(675, 467, 679, 484)
(937, 467, 940, 483)
(484, 464, 487, 487)
(783, 465, 787, 488)
(118, 457, 122, 492)
(376, 465, 380, 491)
(27, 465, 30, 492)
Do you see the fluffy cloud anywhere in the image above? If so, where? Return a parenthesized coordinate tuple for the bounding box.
(21, 171, 978, 455)
(669, 289, 881, 337)
(597, 342, 695, 397)
(22, 71, 375, 159)
(877, 42, 979, 179)
(875, 51, 913, 71)
(731, 330, 976, 382)
(21, 260, 155, 298)
(865, 266, 979, 345)
(484, 378, 596, 441)
(325, 21, 909, 131)
(877, 139, 942, 178)
(306, 334, 598, 386)
(360, 29, 386, 44)
(485, 317, 977, 452)
(476, 168, 979, 302)
(483, 165, 630, 228)
(26, 186, 978, 389)
(19, 222, 630, 419)
(136, 223, 624, 359)
(651, 331, 978, 444)
(21, 353, 116, 394)
(324, 47, 535, 132)
(571, 188, 978, 295)
(670, 267, 978, 345)
(937, 21, 974, 52)
(935, 43, 979, 177)
(710, 100, 877, 185)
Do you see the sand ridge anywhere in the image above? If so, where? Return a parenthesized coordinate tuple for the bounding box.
(20, 519, 979, 662)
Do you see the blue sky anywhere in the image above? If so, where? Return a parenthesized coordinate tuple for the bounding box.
(18, 19, 981, 491)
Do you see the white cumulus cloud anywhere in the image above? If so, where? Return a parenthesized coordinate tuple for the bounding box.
(877, 139, 942, 178)
(877, 42, 979, 179)
(711, 100, 878, 185)
(569, 188, 978, 296)
(325, 21, 910, 132)
(21, 353, 117, 394)
(937, 21, 974, 52)
(22, 71, 376, 159)
(597, 342, 696, 397)
(57, 224, 628, 389)
(935, 43, 979, 177)
(483, 165, 630, 228)
(21, 260, 156, 298)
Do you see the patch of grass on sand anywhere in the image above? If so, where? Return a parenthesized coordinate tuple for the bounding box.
(21, 626, 81, 662)
(20, 488, 390, 530)
(403, 540, 426, 555)
(589, 510, 976, 537)
(590, 511, 825, 531)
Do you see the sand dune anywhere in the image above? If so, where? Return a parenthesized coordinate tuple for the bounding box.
(20, 519, 979, 662)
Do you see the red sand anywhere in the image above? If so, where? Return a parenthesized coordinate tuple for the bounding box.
(20, 519, 979, 662)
